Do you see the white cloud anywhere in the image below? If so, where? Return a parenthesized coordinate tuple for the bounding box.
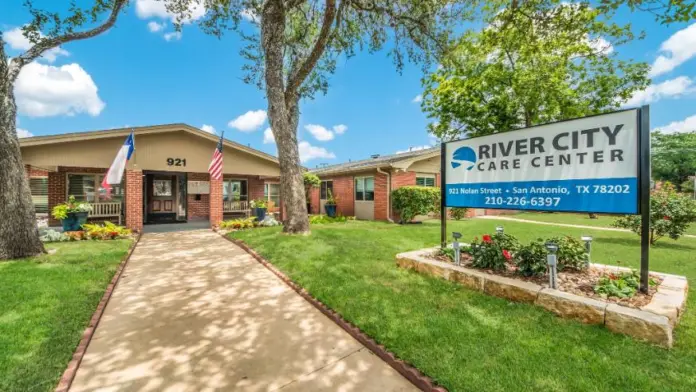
(624, 76, 694, 107)
(654, 114, 696, 134)
(299, 141, 336, 163)
(305, 124, 335, 141)
(228, 110, 267, 132)
(147, 21, 166, 32)
(332, 124, 348, 135)
(135, 0, 205, 23)
(163, 31, 182, 41)
(17, 128, 33, 138)
(3, 27, 69, 63)
(587, 36, 614, 55)
(201, 124, 216, 134)
(396, 145, 433, 154)
(14, 62, 105, 117)
(240, 8, 260, 23)
(650, 23, 696, 77)
(263, 127, 275, 144)
(412, 94, 423, 103)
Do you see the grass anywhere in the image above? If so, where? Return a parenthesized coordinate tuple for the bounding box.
(514, 212, 696, 236)
(232, 219, 696, 392)
(0, 240, 131, 392)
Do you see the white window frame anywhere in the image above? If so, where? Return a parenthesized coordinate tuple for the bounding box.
(416, 173, 436, 187)
(320, 180, 333, 200)
(264, 182, 280, 208)
(223, 178, 248, 202)
(354, 176, 375, 201)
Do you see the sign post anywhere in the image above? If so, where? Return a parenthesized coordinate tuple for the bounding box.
(441, 108, 651, 290)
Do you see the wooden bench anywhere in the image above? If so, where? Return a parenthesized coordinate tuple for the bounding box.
(223, 200, 251, 218)
(89, 202, 123, 225)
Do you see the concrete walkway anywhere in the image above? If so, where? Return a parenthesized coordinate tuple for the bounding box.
(70, 230, 416, 392)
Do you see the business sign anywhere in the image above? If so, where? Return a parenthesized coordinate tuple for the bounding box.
(443, 109, 641, 214)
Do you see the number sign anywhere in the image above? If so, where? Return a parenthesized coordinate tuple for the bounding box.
(167, 158, 186, 167)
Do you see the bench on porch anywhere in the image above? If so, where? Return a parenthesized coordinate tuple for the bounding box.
(223, 200, 251, 218)
(89, 202, 123, 225)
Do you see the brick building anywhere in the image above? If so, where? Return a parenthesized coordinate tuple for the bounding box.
(20, 124, 282, 231)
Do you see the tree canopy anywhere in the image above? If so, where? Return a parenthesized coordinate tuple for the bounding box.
(652, 131, 696, 192)
(422, 0, 650, 140)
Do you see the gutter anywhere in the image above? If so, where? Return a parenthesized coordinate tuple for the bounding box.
(376, 167, 394, 223)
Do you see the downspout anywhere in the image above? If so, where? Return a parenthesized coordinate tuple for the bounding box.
(376, 167, 394, 223)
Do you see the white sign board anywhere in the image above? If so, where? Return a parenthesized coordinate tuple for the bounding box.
(444, 109, 640, 214)
(188, 180, 210, 195)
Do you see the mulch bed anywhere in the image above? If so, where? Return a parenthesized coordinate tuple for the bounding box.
(430, 252, 662, 308)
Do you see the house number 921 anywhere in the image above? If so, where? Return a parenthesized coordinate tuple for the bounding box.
(166, 158, 186, 167)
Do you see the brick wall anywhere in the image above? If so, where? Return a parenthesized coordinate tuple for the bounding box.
(24, 165, 48, 178)
(374, 171, 389, 221)
(309, 186, 320, 214)
(248, 176, 265, 201)
(331, 175, 354, 217)
(48, 171, 67, 226)
(187, 172, 210, 220)
(210, 178, 223, 227)
(390, 171, 417, 221)
(125, 169, 143, 231)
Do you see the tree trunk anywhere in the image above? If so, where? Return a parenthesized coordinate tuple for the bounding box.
(261, 0, 310, 234)
(0, 48, 45, 259)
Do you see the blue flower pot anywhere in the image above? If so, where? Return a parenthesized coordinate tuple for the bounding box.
(254, 207, 267, 221)
(325, 205, 337, 218)
(61, 211, 89, 231)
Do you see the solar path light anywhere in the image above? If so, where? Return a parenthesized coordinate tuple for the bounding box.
(581, 235, 593, 268)
(545, 241, 559, 289)
(452, 232, 462, 266)
(495, 226, 504, 235)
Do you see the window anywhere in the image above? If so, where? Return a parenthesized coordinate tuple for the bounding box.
(223, 179, 248, 202)
(320, 180, 333, 200)
(264, 183, 280, 208)
(416, 175, 436, 187)
(29, 177, 48, 214)
(153, 180, 173, 196)
(68, 173, 124, 203)
(355, 177, 374, 201)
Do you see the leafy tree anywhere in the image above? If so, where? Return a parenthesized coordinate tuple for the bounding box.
(164, 0, 472, 234)
(599, 0, 696, 24)
(652, 131, 696, 192)
(0, 0, 128, 260)
(422, 0, 650, 140)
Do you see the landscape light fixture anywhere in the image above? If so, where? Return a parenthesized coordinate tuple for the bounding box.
(452, 232, 462, 266)
(581, 235, 593, 268)
(545, 242, 559, 289)
(495, 226, 504, 235)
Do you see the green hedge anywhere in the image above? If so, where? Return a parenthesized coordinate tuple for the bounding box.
(392, 186, 440, 223)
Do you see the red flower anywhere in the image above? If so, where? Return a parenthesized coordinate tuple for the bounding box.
(663, 216, 671, 221)
(502, 249, 512, 260)
(482, 234, 492, 243)
(609, 273, 617, 280)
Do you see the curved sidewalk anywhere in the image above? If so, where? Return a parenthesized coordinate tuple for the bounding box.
(69, 230, 416, 392)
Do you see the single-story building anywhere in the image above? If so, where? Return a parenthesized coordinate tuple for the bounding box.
(307, 147, 518, 221)
(21, 124, 283, 231)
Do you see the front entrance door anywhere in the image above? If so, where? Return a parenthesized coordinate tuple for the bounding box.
(144, 172, 187, 224)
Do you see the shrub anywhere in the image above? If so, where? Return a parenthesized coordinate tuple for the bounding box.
(51, 196, 93, 220)
(391, 186, 440, 223)
(65, 231, 86, 241)
(220, 217, 257, 230)
(612, 184, 696, 244)
(449, 207, 468, 220)
(325, 189, 338, 206)
(82, 221, 132, 240)
(250, 199, 268, 209)
(515, 239, 547, 277)
(303, 172, 321, 187)
(259, 216, 281, 227)
(309, 214, 354, 224)
(548, 235, 588, 271)
(594, 271, 641, 299)
(39, 229, 68, 243)
(470, 233, 518, 271)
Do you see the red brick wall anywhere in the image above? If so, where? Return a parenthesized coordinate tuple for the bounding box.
(330, 175, 354, 217)
(48, 171, 66, 226)
(125, 169, 143, 231)
(309, 186, 320, 214)
(391, 171, 416, 191)
(210, 178, 223, 227)
(187, 172, 210, 220)
(374, 171, 389, 221)
(24, 165, 48, 178)
(249, 176, 265, 201)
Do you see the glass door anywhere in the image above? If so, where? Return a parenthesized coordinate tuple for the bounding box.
(177, 174, 187, 221)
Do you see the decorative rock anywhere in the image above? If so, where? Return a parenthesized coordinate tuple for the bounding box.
(484, 275, 542, 303)
(536, 289, 607, 325)
(451, 269, 485, 291)
(641, 292, 680, 323)
(605, 304, 672, 347)
(417, 259, 449, 280)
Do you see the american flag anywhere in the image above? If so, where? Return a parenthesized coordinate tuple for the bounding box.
(208, 132, 224, 180)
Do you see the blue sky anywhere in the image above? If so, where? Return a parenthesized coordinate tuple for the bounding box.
(3, 1, 696, 167)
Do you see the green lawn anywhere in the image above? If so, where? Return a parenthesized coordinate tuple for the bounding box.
(514, 212, 696, 236)
(232, 220, 696, 392)
(0, 240, 131, 392)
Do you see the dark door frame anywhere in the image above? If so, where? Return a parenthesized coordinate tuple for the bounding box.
(143, 171, 188, 224)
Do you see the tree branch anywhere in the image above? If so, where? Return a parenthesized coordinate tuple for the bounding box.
(8, 0, 127, 82)
(284, 0, 337, 100)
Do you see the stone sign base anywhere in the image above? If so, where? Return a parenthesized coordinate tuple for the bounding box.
(396, 248, 688, 348)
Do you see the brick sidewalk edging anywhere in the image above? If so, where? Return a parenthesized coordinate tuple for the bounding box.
(222, 234, 447, 392)
(54, 234, 142, 392)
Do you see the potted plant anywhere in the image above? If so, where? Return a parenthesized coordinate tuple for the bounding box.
(250, 198, 268, 221)
(51, 196, 93, 231)
(325, 189, 338, 218)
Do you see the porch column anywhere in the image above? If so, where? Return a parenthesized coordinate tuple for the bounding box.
(210, 177, 223, 228)
(125, 169, 143, 231)
(48, 171, 66, 227)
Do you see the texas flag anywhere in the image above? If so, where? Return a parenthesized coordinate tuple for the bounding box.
(101, 132, 135, 195)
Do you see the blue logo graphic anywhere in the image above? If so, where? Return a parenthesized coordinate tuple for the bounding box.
(451, 146, 477, 170)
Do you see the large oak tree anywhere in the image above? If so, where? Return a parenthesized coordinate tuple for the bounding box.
(165, 0, 473, 234)
(0, 0, 128, 259)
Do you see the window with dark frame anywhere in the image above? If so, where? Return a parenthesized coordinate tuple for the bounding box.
(320, 180, 333, 199)
(354, 177, 375, 201)
(416, 176, 436, 187)
(223, 179, 248, 202)
(67, 173, 124, 203)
